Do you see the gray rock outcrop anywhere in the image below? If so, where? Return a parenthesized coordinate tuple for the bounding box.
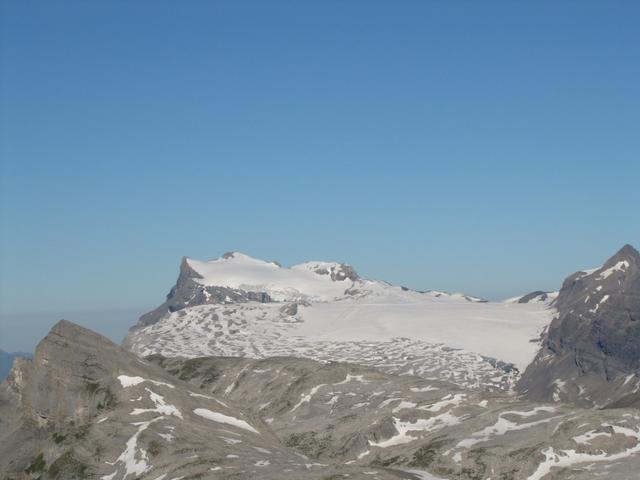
(518, 244, 640, 406)
(149, 353, 640, 479)
(0, 349, 31, 381)
(517, 291, 554, 304)
(133, 257, 272, 330)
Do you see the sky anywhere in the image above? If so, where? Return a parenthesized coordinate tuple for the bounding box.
(1, 1, 639, 352)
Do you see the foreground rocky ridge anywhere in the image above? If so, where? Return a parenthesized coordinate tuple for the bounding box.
(4, 321, 640, 479)
(519, 245, 640, 407)
(0, 321, 423, 480)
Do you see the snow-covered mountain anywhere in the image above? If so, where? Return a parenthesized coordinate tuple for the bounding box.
(125, 252, 556, 391)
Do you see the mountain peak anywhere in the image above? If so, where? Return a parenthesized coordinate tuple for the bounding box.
(44, 320, 120, 360)
(519, 242, 640, 405)
(606, 243, 640, 266)
(50, 319, 93, 337)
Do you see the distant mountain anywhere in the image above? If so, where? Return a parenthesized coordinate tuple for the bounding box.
(124, 251, 556, 391)
(130, 251, 492, 331)
(0, 349, 32, 381)
(518, 244, 640, 407)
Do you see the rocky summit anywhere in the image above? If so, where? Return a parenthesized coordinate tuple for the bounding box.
(519, 244, 640, 407)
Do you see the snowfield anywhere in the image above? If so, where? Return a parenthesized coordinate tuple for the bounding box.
(127, 252, 557, 389)
(293, 297, 552, 372)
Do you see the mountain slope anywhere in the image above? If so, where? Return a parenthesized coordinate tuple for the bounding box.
(518, 244, 640, 407)
(148, 354, 640, 479)
(125, 252, 555, 391)
(0, 321, 421, 479)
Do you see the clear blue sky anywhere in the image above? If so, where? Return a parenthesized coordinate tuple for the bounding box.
(1, 1, 639, 351)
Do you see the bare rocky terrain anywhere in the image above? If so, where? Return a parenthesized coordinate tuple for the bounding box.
(3, 320, 640, 479)
(0, 321, 428, 480)
(149, 354, 640, 480)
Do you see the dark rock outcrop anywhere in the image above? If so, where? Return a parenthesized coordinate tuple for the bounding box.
(324, 263, 359, 282)
(133, 257, 271, 330)
(517, 291, 554, 304)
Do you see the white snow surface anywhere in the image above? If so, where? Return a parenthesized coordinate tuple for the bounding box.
(193, 408, 260, 434)
(117, 375, 174, 389)
(597, 261, 630, 280)
(293, 296, 552, 371)
(101, 419, 158, 479)
(131, 388, 183, 419)
(187, 253, 355, 301)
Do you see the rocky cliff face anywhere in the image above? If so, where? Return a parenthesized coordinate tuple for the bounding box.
(518, 244, 640, 407)
(134, 257, 273, 330)
(130, 254, 364, 332)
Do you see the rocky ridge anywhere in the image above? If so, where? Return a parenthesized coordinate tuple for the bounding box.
(0, 321, 426, 480)
(5, 320, 640, 479)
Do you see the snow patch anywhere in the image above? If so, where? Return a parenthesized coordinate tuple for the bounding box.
(193, 408, 260, 434)
(528, 426, 640, 480)
(598, 261, 630, 280)
(369, 412, 461, 448)
(117, 375, 174, 389)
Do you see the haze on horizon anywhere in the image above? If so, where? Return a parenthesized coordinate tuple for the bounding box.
(1, 1, 639, 352)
